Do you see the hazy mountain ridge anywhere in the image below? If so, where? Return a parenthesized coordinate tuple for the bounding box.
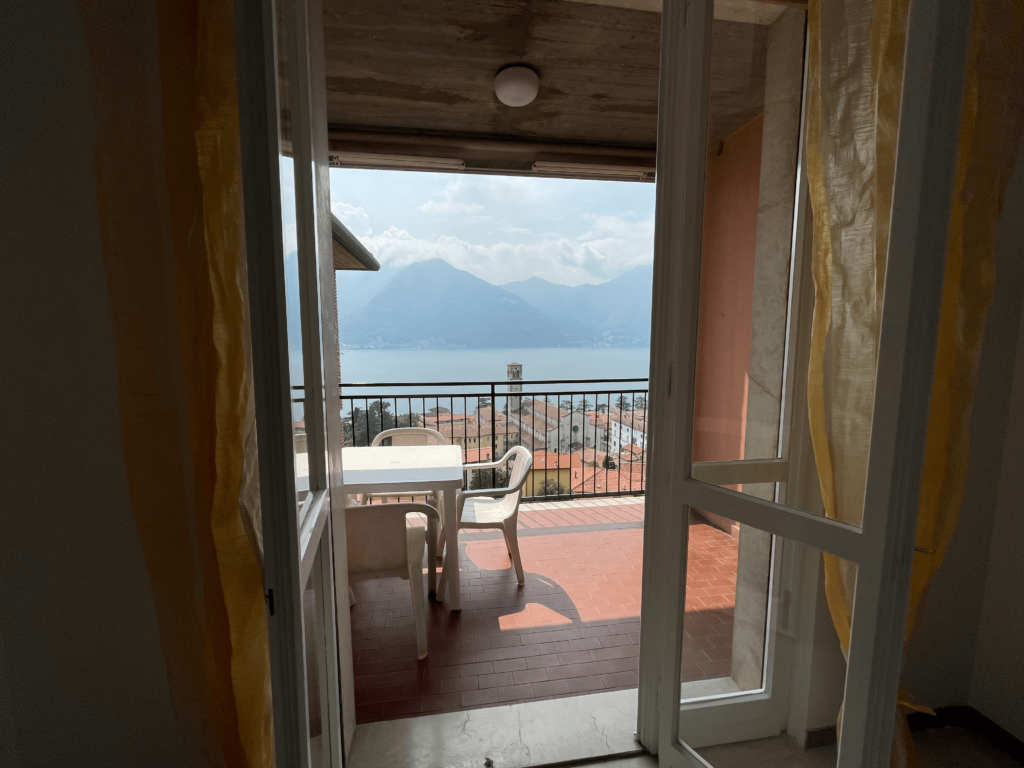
(338, 259, 652, 349)
(503, 264, 653, 347)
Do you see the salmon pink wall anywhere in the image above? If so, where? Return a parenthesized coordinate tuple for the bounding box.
(693, 114, 764, 464)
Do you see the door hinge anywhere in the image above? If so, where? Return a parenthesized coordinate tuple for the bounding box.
(265, 588, 275, 616)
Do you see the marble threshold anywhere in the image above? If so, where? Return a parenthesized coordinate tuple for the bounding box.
(347, 688, 642, 768)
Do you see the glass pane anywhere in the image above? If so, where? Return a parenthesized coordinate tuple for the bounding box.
(304, 553, 327, 768)
(679, 507, 852, 767)
(688, 1, 835, 520)
(294, 400, 309, 504)
(277, 0, 307, 512)
(680, 509, 767, 699)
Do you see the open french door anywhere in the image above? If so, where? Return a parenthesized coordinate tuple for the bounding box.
(235, 0, 349, 765)
(638, 1, 974, 767)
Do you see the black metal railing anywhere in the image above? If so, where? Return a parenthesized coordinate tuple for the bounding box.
(328, 378, 649, 502)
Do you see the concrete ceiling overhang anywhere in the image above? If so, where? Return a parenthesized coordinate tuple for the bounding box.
(323, 0, 803, 180)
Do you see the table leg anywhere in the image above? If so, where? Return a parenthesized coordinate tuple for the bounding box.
(442, 486, 461, 611)
(426, 515, 437, 597)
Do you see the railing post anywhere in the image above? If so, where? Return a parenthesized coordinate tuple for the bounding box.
(490, 382, 496, 488)
(338, 377, 647, 500)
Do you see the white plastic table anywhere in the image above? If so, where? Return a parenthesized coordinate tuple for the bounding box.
(341, 445, 465, 610)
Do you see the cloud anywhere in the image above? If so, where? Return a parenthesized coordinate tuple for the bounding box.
(416, 175, 565, 218)
(362, 216, 653, 286)
(329, 167, 656, 285)
(331, 201, 372, 236)
(580, 213, 655, 242)
(419, 199, 484, 215)
(479, 175, 551, 205)
(418, 177, 485, 215)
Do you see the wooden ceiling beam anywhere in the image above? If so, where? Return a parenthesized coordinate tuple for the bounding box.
(328, 127, 657, 181)
(323, 0, 772, 172)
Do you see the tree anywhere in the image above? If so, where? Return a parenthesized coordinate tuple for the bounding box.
(634, 395, 648, 411)
(615, 394, 633, 411)
(559, 399, 573, 411)
(469, 465, 511, 490)
(538, 478, 567, 496)
(344, 399, 396, 446)
(477, 395, 492, 411)
(397, 412, 421, 429)
(574, 398, 593, 412)
(602, 454, 617, 470)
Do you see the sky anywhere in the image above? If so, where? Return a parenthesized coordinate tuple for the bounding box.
(328, 169, 656, 288)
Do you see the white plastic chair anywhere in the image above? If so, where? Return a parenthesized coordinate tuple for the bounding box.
(345, 502, 439, 659)
(367, 427, 447, 508)
(372, 426, 447, 449)
(438, 446, 533, 593)
(367, 427, 447, 582)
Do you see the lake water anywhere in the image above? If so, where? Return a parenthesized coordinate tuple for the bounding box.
(340, 347, 650, 387)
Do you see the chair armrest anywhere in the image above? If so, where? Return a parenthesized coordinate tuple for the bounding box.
(462, 446, 520, 473)
(462, 459, 506, 471)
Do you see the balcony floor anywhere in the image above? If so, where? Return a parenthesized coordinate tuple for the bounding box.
(350, 497, 738, 723)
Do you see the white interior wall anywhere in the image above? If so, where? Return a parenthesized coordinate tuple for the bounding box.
(899, 141, 1024, 728)
(0, 3, 194, 766)
(968, 151, 1024, 741)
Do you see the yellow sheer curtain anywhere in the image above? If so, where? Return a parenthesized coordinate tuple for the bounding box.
(196, 0, 274, 764)
(806, 0, 1024, 765)
(81, 0, 272, 763)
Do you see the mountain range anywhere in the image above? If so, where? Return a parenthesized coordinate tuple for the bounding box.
(337, 258, 652, 349)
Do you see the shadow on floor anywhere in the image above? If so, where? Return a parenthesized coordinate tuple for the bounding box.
(351, 532, 732, 723)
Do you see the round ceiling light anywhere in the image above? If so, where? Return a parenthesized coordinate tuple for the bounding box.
(494, 65, 539, 107)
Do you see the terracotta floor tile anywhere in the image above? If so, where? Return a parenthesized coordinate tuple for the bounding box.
(351, 508, 740, 724)
(441, 676, 478, 693)
(525, 653, 562, 669)
(566, 675, 607, 693)
(497, 683, 536, 702)
(477, 671, 515, 688)
(602, 671, 639, 688)
(588, 647, 623, 662)
(533, 679, 571, 697)
(382, 698, 422, 718)
(545, 663, 585, 681)
(492, 657, 528, 674)
(460, 688, 499, 707)
(511, 667, 549, 685)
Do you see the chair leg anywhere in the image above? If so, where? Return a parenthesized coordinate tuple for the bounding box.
(408, 562, 428, 660)
(503, 522, 525, 586)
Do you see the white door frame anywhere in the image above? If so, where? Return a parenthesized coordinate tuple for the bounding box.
(637, 0, 974, 766)
(235, 0, 345, 765)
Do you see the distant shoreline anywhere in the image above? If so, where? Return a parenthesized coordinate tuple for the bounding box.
(339, 345, 651, 351)
(338, 347, 652, 386)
